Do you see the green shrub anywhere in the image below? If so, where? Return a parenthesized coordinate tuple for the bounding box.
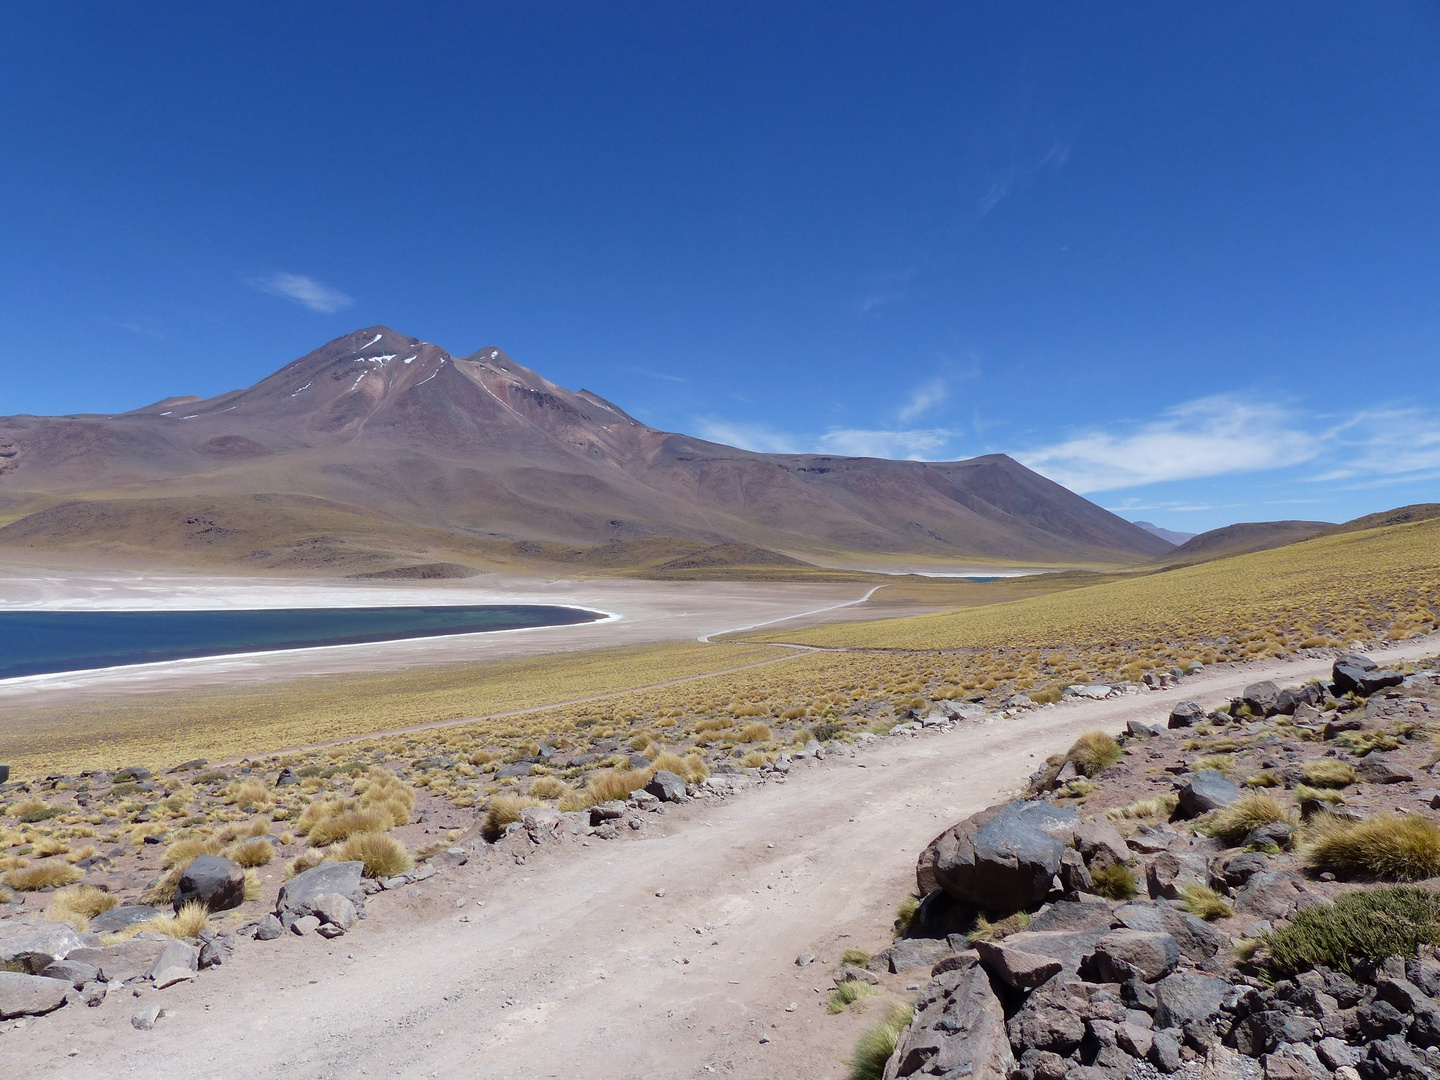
(1263, 886, 1440, 978)
(850, 1002, 914, 1080)
(1090, 863, 1138, 901)
(811, 721, 844, 742)
(1303, 813, 1440, 881)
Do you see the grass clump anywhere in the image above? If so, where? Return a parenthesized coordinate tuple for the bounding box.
(330, 832, 413, 878)
(582, 768, 651, 807)
(3, 859, 84, 891)
(1303, 813, 1440, 881)
(1090, 862, 1139, 901)
(306, 806, 389, 848)
(969, 910, 1030, 944)
(850, 1001, 914, 1080)
(1263, 885, 1440, 978)
(44, 884, 118, 930)
(1179, 883, 1233, 921)
(527, 776, 569, 800)
(840, 947, 873, 967)
(224, 837, 275, 867)
(284, 850, 326, 879)
(1200, 793, 1292, 845)
(1302, 760, 1357, 788)
(1106, 793, 1179, 822)
(650, 751, 709, 784)
(481, 794, 542, 842)
(144, 901, 210, 939)
(162, 835, 221, 870)
(9, 798, 61, 824)
(1065, 731, 1121, 777)
(735, 721, 773, 743)
(894, 894, 920, 937)
(355, 767, 415, 827)
(827, 979, 879, 1013)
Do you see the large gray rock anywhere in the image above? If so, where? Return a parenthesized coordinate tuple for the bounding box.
(89, 905, 160, 934)
(277, 861, 365, 922)
(0, 970, 72, 1019)
(1007, 978, 1088, 1055)
(1113, 902, 1226, 961)
(644, 770, 687, 802)
(1152, 971, 1231, 1030)
(1169, 701, 1205, 729)
(67, 938, 169, 983)
(869, 938, 955, 974)
(1146, 850, 1209, 900)
(1176, 770, 1241, 818)
(520, 805, 561, 842)
(0, 919, 91, 975)
(1087, 929, 1180, 983)
(927, 801, 1079, 914)
(174, 854, 245, 913)
(310, 892, 358, 930)
(41, 959, 98, 988)
(892, 958, 1014, 1080)
(1073, 819, 1131, 869)
(995, 928, 1113, 974)
(974, 939, 1063, 990)
(1241, 681, 1281, 716)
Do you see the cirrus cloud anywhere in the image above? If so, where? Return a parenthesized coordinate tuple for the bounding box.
(1018, 395, 1320, 493)
(246, 271, 353, 314)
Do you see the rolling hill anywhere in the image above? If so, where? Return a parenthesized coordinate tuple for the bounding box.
(0, 326, 1172, 573)
(1157, 519, 1335, 567)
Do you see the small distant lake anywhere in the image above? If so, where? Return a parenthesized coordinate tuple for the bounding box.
(0, 605, 604, 680)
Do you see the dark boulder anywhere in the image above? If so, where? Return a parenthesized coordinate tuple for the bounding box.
(892, 957, 1014, 1080)
(1169, 701, 1205, 729)
(1177, 770, 1241, 819)
(174, 854, 245, 913)
(276, 861, 365, 922)
(1241, 682, 1282, 716)
(1152, 971, 1231, 1030)
(644, 770, 687, 802)
(89, 904, 160, 934)
(927, 801, 1078, 914)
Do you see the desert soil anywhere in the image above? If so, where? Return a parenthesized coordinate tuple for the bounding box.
(8, 636, 1438, 1080)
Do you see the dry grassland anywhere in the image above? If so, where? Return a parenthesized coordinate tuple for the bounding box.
(0, 641, 787, 775)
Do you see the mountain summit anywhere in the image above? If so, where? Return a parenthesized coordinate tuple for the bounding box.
(0, 327, 1171, 568)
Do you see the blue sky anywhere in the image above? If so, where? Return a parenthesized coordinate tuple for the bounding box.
(3, 3, 1439, 533)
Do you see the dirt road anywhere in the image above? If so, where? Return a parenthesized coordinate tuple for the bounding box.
(9, 639, 1436, 1080)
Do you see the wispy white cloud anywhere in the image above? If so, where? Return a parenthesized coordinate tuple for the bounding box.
(622, 366, 687, 384)
(1019, 395, 1320, 493)
(897, 377, 948, 423)
(979, 140, 1073, 216)
(1313, 408, 1440, 481)
(693, 419, 955, 461)
(818, 428, 952, 459)
(246, 271, 353, 314)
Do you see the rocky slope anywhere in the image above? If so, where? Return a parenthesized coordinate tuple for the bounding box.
(845, 652, 1440, 1080)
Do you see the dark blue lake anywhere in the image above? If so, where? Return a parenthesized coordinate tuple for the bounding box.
(0, 605, 604, 679)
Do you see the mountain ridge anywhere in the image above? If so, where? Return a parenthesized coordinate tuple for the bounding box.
(0, 326, 1174, 571)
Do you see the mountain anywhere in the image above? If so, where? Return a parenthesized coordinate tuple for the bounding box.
(0, 327, 1173, 573)
(1132, 521, 1196, 546)
(1159, 520, 1336, 567)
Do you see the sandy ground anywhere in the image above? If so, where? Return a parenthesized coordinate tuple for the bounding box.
(8, 636, 1436, 1080)
(0, 566, 889, 707)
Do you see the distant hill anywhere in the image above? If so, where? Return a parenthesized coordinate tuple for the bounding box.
(1323, 503, 1440, 536)
(1133, 520, 1196, 546)
(1160, 520, 1335, 567)
(0, 326, 1173, 573)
